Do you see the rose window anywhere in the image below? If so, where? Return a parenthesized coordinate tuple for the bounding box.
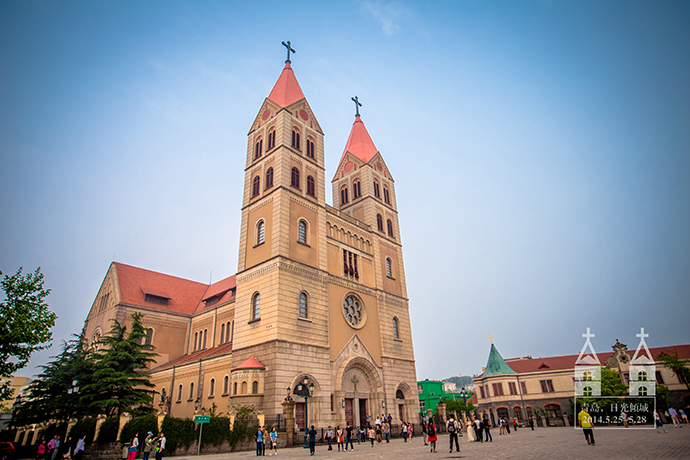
(343, 296, 362, 326)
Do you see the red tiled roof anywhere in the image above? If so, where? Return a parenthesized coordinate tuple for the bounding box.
(232, 356, 265, 371)
(151, 342, 233, 371)
(477, 344, 690, 377)
(267, 61, 305, 107)
(115, 263, 209, 315)
(340, 115, 379, 164)
(202, 275, 236, 301)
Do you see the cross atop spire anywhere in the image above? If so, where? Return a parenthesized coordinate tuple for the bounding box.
(351, 96, 362, 117)
(281, 40, 295, 63)
(488, 334, 495, 344)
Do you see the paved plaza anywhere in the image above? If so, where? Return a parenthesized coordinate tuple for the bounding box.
(170, 426, 690, 460)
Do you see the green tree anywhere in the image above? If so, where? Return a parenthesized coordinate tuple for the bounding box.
(82, 312, 158, 416)
(0, 267, 56, 401)
(439, 397, 474, 420)
(658, 352, 690, 390)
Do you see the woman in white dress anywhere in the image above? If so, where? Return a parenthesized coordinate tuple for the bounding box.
(466, 417, 476, 442)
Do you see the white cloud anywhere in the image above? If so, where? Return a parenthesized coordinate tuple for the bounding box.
(360, 1, 410, 36)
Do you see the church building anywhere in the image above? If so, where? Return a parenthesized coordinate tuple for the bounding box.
(82, 48, 420, 430)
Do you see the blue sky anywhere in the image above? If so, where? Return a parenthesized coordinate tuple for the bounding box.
(1, 0, 689, 381)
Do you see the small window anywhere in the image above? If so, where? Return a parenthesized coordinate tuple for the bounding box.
(377, 214, 383, 232)
(387, 219, 394, 237)
(521, 381, 528, 394)
(479, 386, 485, 399)
(193, 332, 198, 351)
(298, 220, 307, 244)
(230, 320, 234, 343)
(330, 394, 334, 412)
(268, 128, 276, 150)
(393, 317, 399, 339)
(508, 382, 517, 395)
(492, 382, 504, 396)
(386, 258, 392, 278)
(223, 376, 229, 395)
(383, 186, 390, 204)
(203, 329, 207, 349)
(638, 386, 648, 396)
(252, 175, 261, 197)
(255, 137, 263, 159)
(291, 167, 300, 188)
(177, 384, 183, 402)
(341, 186, 349, 205)
(544, 403, 561, 418)
(241, 381, 247, 394)
(540, 380, 555, 393)
(373, 180, 380, 198)
(638, 371, 648, 381)
(220, 323, 225, 344)
(265, 167, 274, 189)
(583, 386, 593, 397)
(257, 220, 265, 245)
(140, 328, 153, 346)
(306, 138, 315, 158)
(252, 381, 259, 394)
(299, 292, 308, 318)
(353, 180, 361, 199)
(252, 292, 261, 320)
(189, 382, 195, 401)
(233, 382, 238, 395)
(307, 175, 315, 197)
(292, 128, 301, 150)
(209, 378, 215, 397)
(145, 293, 168, 305)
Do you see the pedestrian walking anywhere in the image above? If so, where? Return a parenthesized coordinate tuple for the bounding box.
(427, 418, 437, 453)
(154, 433, 166, 460)
(367, 426, 375, 447)
(308, 425, 317, 456)
(37, 441, 46, 460)
(326, 426, 333, 451)
(529, 418, 534, 431)
(127, 433, 139, 460)
(73, 437, 85, 460)
(254, 427, 263, 457)
(447, 417, 459, 453)
(269, 427, 278, 456)
(484, 419, 492, 442)
(337, 425, 344, 452)
(578, 408, 595, 446)
(345, 423, 354, 451)
(383, 422, 390, 443)
(668, 407, 682, 427)
(654, 410, 668, 433)
(422, 419, 428, 445)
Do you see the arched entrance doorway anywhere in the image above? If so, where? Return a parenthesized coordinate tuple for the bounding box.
(338, 357, 383, 428)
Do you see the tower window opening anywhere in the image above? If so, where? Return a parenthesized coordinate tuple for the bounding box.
(306, 138, 315, 158)
(307, 175, 315, 197)
(373, 180, 380, 198)
(393, 317, 399, 339)
(353, 180, 361, 199)
(252, 175, 261, 197)
(252, 292, 261, 320)
(299, 292, 308, 318)
(291, 167, 300, 188)
(265, 167, 274, 189)
(267, 128, 276, 150)
(292, 129, 301, 150)
(387, 219, 394, 237)
(298, 220, 308, 244)
(257, 220, 265, 245)
(377, 214, 383, 232)
(384, 186, 390, 204)
(255, 137, 263, 159)
(386, 257, 393, 278)
(341, 186, 349, 205)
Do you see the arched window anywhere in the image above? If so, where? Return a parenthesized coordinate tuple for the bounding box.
(233, 382, 238, 395)
(291, 167, 300, 188)
(387, 219, 394, 237)
(513, 406, 524, 422)
(298, 220, 307, 244)
(396, 389, 405, 399)
(189, 382, 195, 401)
(193, 332, 198, 351)
(307, 175, 315, 196)
(373, 180, 380, 198)
(341, 186, 349, 205)
(386, 258, 393, 278)
(198, 331, 203, 350)
(141, 328, 153, 346)
(209, 378, 215, 397)
(638, 386, 648, 396)
(377, 214, 383, 232)
(292, 128, 301, 150)
(299, 292, 308, 318)
(230, 320, 234, 343)
(252, 293, 260, 320)
(393, 317, 399, 339)
(223, 376, 229, 395)
(252, 175, 261, 197)
(267, 128, 276, 150)
(252, 381, 259, 394)
(583, 386, 593, 396)
(203, 329, 207, 349)
(638, 371, 648, 381)
(177, 384, 183, 402)
(330, 394, 334, 412)
(257, 220, 265, 245)
(241, 381, 247, 394)
(220, 323, 225, 344)
(353, 180, 361, 199)
(306, 138, 315, 158)
(544, 403, 561, 419)
(265, 167, 274, 189)
(255, 137, 263, 159)
(383, 186, 390, 204)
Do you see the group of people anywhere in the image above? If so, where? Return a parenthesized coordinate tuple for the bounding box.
(37, 435, 85, 460)
(126, 432, 166, 460)
(253, 426, 279, 456)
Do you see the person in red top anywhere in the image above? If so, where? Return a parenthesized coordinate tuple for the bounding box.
(427, 418, 438, 453)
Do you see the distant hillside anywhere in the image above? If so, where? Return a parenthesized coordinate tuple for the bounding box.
(442, 375, 474, 389)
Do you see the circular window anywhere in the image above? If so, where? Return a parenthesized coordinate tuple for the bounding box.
(342, 295, 366, 329)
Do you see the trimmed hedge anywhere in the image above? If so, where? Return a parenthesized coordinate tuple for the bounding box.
(160, 415, 195, 453)
(69, 417, 97, 444)
(96, 416, 119, 443)
(120, 414, 159, 445)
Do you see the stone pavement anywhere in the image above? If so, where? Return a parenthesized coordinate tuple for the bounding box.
(169, 426, 690, 460)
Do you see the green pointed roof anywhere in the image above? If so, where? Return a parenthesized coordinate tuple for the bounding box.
(483, 343, 517, 376)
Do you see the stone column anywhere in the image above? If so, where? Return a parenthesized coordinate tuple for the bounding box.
(14, 430, 23, 443)
(157, 413, 166, 432)
(353, 398, 360, 427)
(257, 412, 265, 428)
(118, 413, 132, 442)
(282, 399, 295, 446)
(95, 414, 108, 439)
(563, 415, 570, 427)
(66, 417, 78, 438)
(538, 415, 546, 428)
(436, 401, 447, 426)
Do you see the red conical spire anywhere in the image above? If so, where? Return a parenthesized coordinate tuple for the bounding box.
(340, 115, 379, 163)
(267, 61, 305, 107)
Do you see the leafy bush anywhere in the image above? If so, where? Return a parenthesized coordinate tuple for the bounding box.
(160, 415, 195, 453)
(96, 416, 119, 443)
(120, 414, 159, 445)
(199, 416, 229, 447)
(228, 405, 255, 449)
(69, 417, 97, 443)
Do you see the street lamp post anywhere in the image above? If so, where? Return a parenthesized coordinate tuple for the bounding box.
(459, 389, 470, 421)
(297, 376, 315, 449)
(65, 376, 80, 438)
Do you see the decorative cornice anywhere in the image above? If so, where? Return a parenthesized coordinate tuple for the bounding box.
(249, 196, 273, 213)
(289, 195, 318, 213)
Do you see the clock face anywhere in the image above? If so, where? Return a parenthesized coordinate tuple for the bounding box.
(344, 161, 354, 172)
(300, 110, 308, 121)
(262, 110, 271, 121)
(376, 162, 383, 171)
